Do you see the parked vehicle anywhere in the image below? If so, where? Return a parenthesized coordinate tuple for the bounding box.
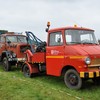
(0, 31, 30, 71)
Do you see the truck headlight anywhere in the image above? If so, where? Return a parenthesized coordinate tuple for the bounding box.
(12, 53, 16, 57)
(85, 57, 91, 64)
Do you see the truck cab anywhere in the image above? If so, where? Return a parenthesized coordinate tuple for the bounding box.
(0, 31, 30, 71)
(46, 25, 100, 89)
(46, 26, 98, 74)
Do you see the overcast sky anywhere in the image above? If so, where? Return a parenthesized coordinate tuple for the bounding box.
(0, 0, 100, 40)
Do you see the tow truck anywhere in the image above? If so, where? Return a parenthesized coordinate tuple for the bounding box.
(22, 22, 100, 89)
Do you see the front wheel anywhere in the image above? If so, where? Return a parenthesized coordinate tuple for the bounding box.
(23, 64, 32, 78)
(64, 69, 82, 89)
(3, 57, 11, 71)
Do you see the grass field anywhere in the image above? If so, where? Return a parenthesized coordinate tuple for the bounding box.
(0, 65, 100, 100)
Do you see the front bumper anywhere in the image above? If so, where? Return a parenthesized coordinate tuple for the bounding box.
(17, 58, 26, 62)
(8, 58, 17, 61)
(80, 71, 100, 78)
(8, 58, 25, 62)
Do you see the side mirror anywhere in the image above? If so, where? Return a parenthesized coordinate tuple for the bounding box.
(45, 28, 49, 32)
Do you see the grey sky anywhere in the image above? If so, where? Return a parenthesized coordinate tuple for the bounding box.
(0, 0, 100, 40)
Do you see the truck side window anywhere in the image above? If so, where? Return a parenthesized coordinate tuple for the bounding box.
(6, 36, 17, 43)
(49, 32, 63, 46)
(1, 37, 5, 42)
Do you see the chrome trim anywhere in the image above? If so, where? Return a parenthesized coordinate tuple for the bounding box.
(17, 58, 26, 61)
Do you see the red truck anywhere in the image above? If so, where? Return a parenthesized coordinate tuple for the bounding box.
(0, 31, 30, 71)
(22, 22, 100, 89)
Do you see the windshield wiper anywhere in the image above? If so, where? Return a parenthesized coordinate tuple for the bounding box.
(81, 42, 96, 44)
(67, 42, 82, 44)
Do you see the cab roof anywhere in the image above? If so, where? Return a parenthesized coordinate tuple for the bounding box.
(48, 26, 94, 32)
(0, 32, 26, 37)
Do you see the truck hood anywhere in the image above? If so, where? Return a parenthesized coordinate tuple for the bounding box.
(68, 44, 100, 57)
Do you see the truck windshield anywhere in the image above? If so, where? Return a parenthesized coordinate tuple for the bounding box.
(65, 30, 97, 45)
(6, 36, 27, 43)
(17, 36, 27, 43)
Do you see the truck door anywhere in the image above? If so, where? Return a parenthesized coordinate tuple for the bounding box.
(46, 31, 64, 76)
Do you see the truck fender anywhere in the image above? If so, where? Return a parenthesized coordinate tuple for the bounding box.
(24, 50, 33, 62)
(1, 51, 11, 60)
(61, 65, 77, 76)
(22, 61, 39, 74)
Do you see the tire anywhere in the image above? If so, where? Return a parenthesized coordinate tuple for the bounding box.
(23, 64, 32, 78)
(64, 69, 82, 90)
(3, 57, 11, 71)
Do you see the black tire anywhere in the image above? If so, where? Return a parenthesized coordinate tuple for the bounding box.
(23, 64, 32, 78)
(64, 69, 82, 89)
(3, 57, 11, 71)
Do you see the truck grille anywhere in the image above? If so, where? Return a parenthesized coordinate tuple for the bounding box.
(88, 58, 100, 67)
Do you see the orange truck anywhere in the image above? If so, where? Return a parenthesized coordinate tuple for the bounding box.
(0, 30, 30, 71)
(22, 22, 100, 89)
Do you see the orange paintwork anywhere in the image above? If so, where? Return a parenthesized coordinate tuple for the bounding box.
(25, 50, 45, 63)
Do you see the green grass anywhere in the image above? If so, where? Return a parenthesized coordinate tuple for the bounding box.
(0, 65, 100, 100)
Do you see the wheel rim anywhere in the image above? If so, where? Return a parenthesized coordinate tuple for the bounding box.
(64, 70, 82, 89)
(68, 73, 78, 86)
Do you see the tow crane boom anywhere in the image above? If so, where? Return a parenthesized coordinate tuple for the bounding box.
(25, 31, 46, 53)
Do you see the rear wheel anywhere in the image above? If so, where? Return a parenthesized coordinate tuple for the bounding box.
(23, 64, 32, 78)
(64, 69, 82, 89)
(3, 57, 11, 71)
